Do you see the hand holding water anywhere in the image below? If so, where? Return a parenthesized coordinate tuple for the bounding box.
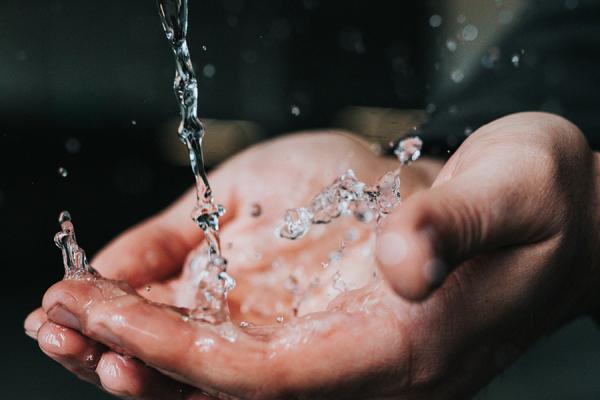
(26, 113, 600, 398)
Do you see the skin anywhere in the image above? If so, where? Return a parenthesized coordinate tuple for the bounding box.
(24, 112, 600, 399)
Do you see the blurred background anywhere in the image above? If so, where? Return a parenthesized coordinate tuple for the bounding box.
(1, 0, 600, 398)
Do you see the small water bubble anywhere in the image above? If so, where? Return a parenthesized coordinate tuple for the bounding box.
(291, 105, 301, 116)
(145, 285, 152, 292)
(446, 40, 457, 52)
(201, 45, 207, 51)
(464, 126, 474, 136)
(58, 167, 68, 178)
(203, 64, 216, 78)
(321, 261, 329, 269)
(451, 69, 465, 83)
(279, 208, 313, 240)
(276, 316, 284, 323)
(511, 54, 520, 67)
(250, 203, 262, 217)
(462, 25, 479, 41)
(457, 14, 466, 24)
(429, 14, 442, 28)
(240, 321, 251, 328)
(181, 315, 190, 322)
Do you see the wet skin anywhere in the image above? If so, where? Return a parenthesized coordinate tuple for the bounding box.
(25, 113, 600, 399)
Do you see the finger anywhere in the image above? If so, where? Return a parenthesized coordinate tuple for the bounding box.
(43, 279, 410, 398)
(96, 352, 206, 399)
(37, 321, 105, 385)
(92, 168, 236, 287)
(375, 156, 557, 300)
(25, 307, 47, 339)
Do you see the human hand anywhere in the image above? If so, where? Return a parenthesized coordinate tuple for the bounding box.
(374, 112, 600, 395)
(25, 131, 442, 399)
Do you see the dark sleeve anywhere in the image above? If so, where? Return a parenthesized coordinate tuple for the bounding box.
(421, 0, 600, 154)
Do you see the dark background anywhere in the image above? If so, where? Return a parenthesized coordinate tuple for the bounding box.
(1, 1, 600, 399)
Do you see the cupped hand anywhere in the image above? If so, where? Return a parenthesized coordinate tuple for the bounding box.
(26, 112, 600, 399)
(25, 131, 441, 399)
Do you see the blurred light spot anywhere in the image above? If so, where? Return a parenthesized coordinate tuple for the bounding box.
(462, 24, 479, 41)
(203, 64, 216, 78)
(451, 69, 465, 83)
(446, 39, 457, 52)
(429, 14, 442, 28)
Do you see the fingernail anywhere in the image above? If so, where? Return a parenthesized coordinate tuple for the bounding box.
(48, 305, 81, 330)
(376, 233, 409, 267)
(24, 313, 45, 339)
(422, 258, 447, 288)
(24, 329, 37, 340)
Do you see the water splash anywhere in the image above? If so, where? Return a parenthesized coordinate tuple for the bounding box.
(279, 137, 422, 240)
(53, 211, 97, 279)
(157, 0, 234, 323)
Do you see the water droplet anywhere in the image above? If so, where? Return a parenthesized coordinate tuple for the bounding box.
(426, 102, 437, 114)
(511, 54, 520, 67)
(203, 64, 216, 78)
(250, 203, 262, 217)
(451, 69, 465, 83)
(240, 321, 251, 328)
(291, 105, 301, 116)
(145, 285, 152, 292)
(376, 171, 401, 214)
(131, 120, 137, 126)
(429, 14, 442, 28)
(276, 316, 284, 323)
(394, 137, 423, 165)
(462, 25, 479, 41)
(201, 45, 207, 51)
(464, 126, 474, 136)
(58, 167, 68, 178)
(279, 208, 313, 240)
(457, 14, 466, 24)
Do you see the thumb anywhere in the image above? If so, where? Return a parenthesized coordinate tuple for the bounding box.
(375, 171, 550, 301)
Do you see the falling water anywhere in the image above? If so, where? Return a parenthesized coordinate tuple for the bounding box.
(156, 0, 234, 323)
